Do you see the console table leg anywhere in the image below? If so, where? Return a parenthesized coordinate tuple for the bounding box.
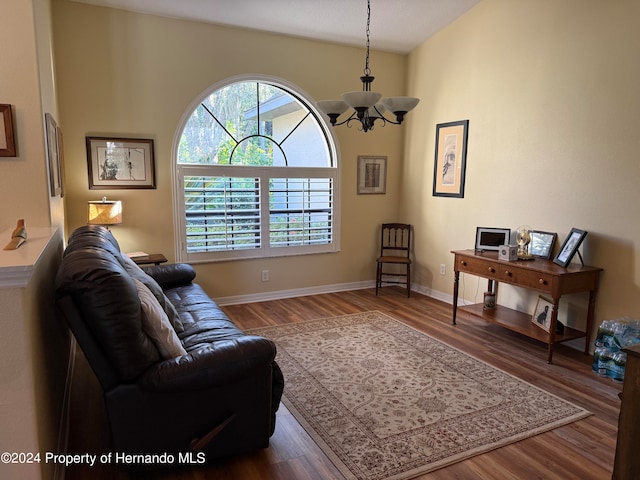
(585, 289, 597, 355)
(452, 271, 460, 325)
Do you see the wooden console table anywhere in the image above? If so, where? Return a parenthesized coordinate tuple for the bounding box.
(452, 249, 602, 363)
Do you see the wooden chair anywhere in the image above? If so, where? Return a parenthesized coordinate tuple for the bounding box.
(376, 223, 412, 297)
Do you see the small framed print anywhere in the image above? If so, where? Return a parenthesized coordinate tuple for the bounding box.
(357, 155, 387, 194)
(529, 230, 557, 259)
(433, 120, 469, 198)
(553, 228, 588, 267)
(0, 104, 16, 157)
(532, 295, 554, 332)
(86, 136, 156, 189)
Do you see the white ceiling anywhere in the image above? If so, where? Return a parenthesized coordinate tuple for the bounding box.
(71, 0, 481, 54)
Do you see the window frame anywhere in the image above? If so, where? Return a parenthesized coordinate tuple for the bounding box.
(172, 74, 341, 263)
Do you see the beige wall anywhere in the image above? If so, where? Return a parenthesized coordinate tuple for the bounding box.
(52, 0, 406, 298)
(404, 0, 640, 334)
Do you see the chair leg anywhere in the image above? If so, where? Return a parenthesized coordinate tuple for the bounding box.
(406, 264, 411, 298)
(375, 262, 381, 296)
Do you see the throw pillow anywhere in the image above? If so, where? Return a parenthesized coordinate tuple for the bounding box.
(133, 278, 187, 359)
(122, 254, 184, 333)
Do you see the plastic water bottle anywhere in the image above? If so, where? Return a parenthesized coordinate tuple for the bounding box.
(610, 351, 627, 382)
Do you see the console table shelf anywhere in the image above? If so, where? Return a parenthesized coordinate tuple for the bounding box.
(459, 303, 586, 345)
(452, 249, 602, 363)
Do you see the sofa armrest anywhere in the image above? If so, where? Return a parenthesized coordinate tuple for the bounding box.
(142, 263, 196, 289)
(138, 336, 276, 392)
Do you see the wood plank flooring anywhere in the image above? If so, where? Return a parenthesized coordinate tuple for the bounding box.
(64, 288, 621, 479)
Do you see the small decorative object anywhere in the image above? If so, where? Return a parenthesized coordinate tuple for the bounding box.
(483, 291, 496, 310)
(553, 228, 588, 267)
(3, 219, 27, 250)
(475, 227, 511, 252)
(45, 113, 62, 196)
(532, 295, 554, 332)
(357, 155, 387, 194)
(0, 104, 16, 157)
(529, 230, 557, 259)
(432, 120, 469, 198)
(86, 136, 156, 189)
(516, 225, 534, 260)
(498, 244, 518, 261)
(87, 197, 123, 229)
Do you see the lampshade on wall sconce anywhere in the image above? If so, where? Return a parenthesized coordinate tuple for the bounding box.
(316, 0, 420, 132)
(88, 197, 122, 227)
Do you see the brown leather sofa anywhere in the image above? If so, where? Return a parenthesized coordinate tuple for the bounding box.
(55, 225, 284, 469)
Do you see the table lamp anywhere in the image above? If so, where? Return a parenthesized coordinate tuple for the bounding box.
(87, 197, 122, 229)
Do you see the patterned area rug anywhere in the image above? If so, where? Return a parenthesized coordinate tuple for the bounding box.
(251, 311, 591, 480)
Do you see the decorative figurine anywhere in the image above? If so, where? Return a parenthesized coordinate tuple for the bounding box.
(3, 219, 27, 250)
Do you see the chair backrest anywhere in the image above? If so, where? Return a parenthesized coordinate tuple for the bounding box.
(380, 223, 411, 258)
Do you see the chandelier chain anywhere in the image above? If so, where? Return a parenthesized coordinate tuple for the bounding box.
(364, 0, 371, 77)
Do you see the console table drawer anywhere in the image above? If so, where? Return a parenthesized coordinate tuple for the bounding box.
(457, 256, 500, 277)
(501, 266, 554, 292)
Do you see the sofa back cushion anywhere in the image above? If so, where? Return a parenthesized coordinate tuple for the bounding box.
(56, 226, 161, 382)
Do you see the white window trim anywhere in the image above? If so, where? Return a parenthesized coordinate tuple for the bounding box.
(171, 74, 341, 263)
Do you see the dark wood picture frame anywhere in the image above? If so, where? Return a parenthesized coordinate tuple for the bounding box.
(529, 230, 557, 259)
(86, 136, 156, 189)
(553, 228, 588, 267)
(45, 113, 61, 197)
(0, 104, 17, 157)
(433, 119, 469, 198)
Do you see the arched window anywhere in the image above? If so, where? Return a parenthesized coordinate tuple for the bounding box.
(173, 75, 340, 262)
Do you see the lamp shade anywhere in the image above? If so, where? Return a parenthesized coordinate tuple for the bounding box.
(342, 91, 382, 109)
(88, 200, 122, 226)
(381, 96, 420, 114)
(316, 100, 350, 116)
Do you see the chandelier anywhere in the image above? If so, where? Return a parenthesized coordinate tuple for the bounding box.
(317, 0, 420, 132)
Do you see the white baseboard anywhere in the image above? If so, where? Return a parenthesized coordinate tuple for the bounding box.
(214, 280, 375, 306)
(215, 281, 453, 306)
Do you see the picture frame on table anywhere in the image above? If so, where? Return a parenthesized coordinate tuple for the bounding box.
(432, 119, 469, 198)
(45, 113, 62, 197)
(86, 136, 156, 189)
(0, 104, 16, 157)
(553, 228, 588, 267)
(357, 155, 387, 194)
(532, 295, 554, 332)
(529, 230, 557, 259)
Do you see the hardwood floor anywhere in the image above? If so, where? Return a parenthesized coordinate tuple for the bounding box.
(64, 288, 621, 479)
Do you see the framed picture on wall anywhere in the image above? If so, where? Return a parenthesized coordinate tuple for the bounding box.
(357, 155, 387, 194)
(45, 113, 62, 197)
(86, 136, 156, 189)
(0, 104, 16, 157)
(432, 119, 469, 198)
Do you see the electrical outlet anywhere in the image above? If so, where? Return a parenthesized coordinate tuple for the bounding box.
(261, 270, 269, 282)
(440, 264, 446, 275)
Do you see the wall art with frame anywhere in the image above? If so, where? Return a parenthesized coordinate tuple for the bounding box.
(357, 155, 387, 194)
(86, 136, 156, 189)
(1, 104, 17, 157)
(553, 228, 588, 267)
(45, 113, 62, 197)
(432, 119, 469, 198)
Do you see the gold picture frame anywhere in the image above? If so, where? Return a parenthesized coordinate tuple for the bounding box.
(357, 155, 387, 194)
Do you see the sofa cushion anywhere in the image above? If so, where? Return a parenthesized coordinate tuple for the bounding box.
(122, 254, 184, 333)
(134, 279, 187, 359)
